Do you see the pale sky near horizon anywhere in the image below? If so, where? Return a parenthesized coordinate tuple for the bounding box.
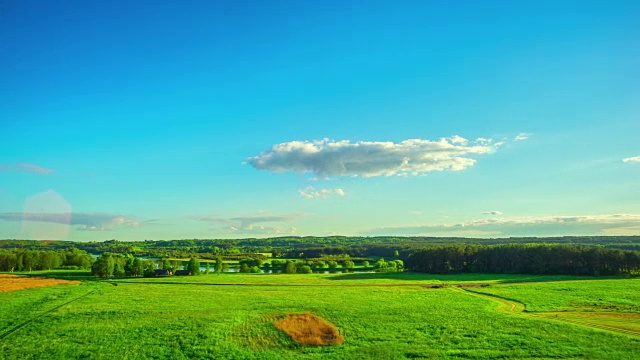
(1, 0, 639, 241)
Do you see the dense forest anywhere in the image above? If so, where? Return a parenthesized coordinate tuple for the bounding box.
(407, 244, 640, 276)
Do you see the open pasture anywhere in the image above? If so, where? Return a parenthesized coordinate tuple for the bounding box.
(1, 272, 639, 359)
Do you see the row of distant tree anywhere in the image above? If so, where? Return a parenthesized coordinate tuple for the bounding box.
(3, 242, 640, 278)
(249, 258, 404, 273)
(89, 255, 406, 277)
(407, 244, 640, 276)
(3, 236, 640, 259)
(0, 248, 94, 272)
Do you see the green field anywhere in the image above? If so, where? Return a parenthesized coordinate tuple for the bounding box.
(1, 272, 640, 359)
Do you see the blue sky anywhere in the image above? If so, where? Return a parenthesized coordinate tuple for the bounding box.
(1, 0, 639, 241)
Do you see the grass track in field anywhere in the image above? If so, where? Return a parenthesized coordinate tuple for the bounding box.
(469, 278, 640, 339)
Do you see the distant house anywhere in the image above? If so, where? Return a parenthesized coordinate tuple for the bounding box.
(155, 269, 171, 276)
(174, 270, 191, 276)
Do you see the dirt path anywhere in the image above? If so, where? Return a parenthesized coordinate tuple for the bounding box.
(452, 287, 640, 338)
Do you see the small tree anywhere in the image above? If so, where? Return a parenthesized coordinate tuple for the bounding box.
(392, 259, 404, 271)
(187, 258, 201, 275)
(362, 260, 370, 268)
(239, 263, 250, 273)
(113, 262, 125, 277)
(162, 259, 172, 271)
(299, 265, 312, 274)
(124, 256, 134, 275)
(327, 261, 338, 269)
(285, 261, 297, 274)
(131, 257, 144, 277)
(172, 260, 181, 272)
(215, 256, 223, 274)
(386, 261, 398, 272)
(92, 254, 114, 278)
(142, 260, 156, 277)
(374, 258, 387, 272)
(205, 262, 210, 274)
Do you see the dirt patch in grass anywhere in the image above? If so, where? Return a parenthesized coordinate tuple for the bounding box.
(456, 284, 490, 288)
(420, 283, 490, 289)
(274, 313, 344, 346)
(0, 274, 80, 292)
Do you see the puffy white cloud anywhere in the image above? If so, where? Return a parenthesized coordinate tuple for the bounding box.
(299, 186, 346, 199)
(482, 211, 503, 215)
(0, 163, 53, 174)
(514, 133, 530, 141)
(364, 214, 640, 237)
(0, 212, 140, 231)
(246, 137, 500, 178)
(622, 156, 640, 163)
(191, 213, 303, 235)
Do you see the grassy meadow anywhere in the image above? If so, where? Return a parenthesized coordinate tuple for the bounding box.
(1, 272, 640, 359)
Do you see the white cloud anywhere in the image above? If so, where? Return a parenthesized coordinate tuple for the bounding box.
(364, 214, 640, 237)
(622, 156, 640, 163)
(483, 211, 503, 215)
(0, 212, 140, 231)
(514, 133, 530, 141)
(191, 213, 303, 235)
(246, 137, 500, 178)
(0, 163, 53, 174)
(449, 135, 468, 145)
(299, 186, 346, 199)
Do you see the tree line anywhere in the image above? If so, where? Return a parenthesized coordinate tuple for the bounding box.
(406, 244, 640, 276)
(0, 248, 95, 272)
(92, 254, 205, 277)
(4, 236, 640, 260)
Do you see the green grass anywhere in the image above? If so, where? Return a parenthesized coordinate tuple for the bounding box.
(472, 278, 640, 312)
(0, 282, 94, 332)
(111, 272, 603, 286)
(1, 272, 640, 359)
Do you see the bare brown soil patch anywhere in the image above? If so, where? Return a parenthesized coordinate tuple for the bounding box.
(0, 274, 80, 292)
(274, 313, 344, 346)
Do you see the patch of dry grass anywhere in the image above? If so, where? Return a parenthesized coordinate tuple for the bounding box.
(274, 313, 344, 346)
(0, 274, 80, 292)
